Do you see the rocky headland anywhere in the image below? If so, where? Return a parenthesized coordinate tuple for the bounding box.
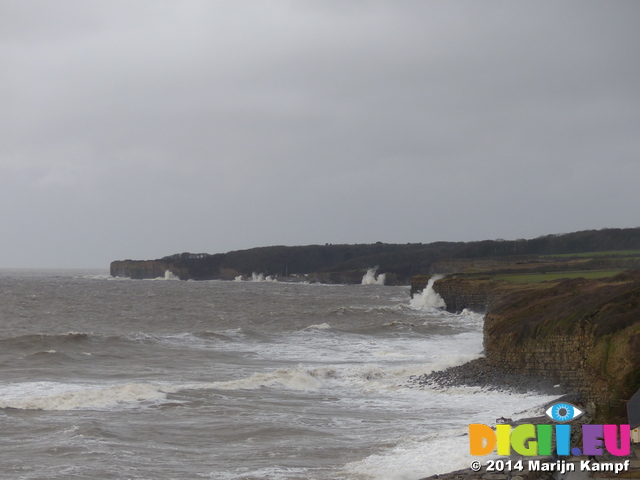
(111, 227, 640, 284)
(411, 272, 640, 479)
(414, 271, 640, 422)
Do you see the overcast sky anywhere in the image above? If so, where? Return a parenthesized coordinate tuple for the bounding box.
(2, 1, 639, 268)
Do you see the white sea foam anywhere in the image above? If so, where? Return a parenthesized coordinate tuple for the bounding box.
(344, 390, 560, 480)
(251, 272, 265, 282)
(234, 275, 243, 282)
(201, 354, 483, 396)
(304, 323, 331, 330)
(410, 274, 446, 309)
(163, 270, 178, 280)
(345, 429, 476, 480)
(79, 274, 112, 280)
(184, 363, 402, 394)
(142, 270, 179, 281)
(0, 381, 173, 411)
(214, 467, 310, 480)
(362, 267, 386, 285)
(211, 367, 327, 391)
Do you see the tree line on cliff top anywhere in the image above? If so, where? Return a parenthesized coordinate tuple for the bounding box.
(148, 227, 640, 283)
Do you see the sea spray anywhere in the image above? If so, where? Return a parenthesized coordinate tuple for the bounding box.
(251, 273, 278, 282)
(410, 274, 446, 309)
(362, 267, 386, 285)
(163, 270, 178, 280)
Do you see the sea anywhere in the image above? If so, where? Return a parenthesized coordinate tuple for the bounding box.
(0, 269, 558, 480)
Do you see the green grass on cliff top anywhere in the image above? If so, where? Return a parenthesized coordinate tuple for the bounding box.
(542, 249, 640, 258)
(495, 270, 624, 283)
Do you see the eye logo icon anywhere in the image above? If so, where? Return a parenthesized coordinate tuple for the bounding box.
(544, 402, 584, 422)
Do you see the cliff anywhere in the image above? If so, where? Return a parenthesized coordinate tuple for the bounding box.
(431, 276, 509, 313)
(416, 272, 640, 420)
(109, 243, 459, 283)
(110, 260, 174, 279)
(111, 227, 640, 283)
(411, 275, 535, 313)
(484, 272, 640, 416)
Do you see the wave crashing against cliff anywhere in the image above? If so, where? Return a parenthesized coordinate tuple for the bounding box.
(362, 267, 386, 285)
(410, 275, 446, 310)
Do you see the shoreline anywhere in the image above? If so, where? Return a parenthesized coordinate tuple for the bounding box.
(410, 357, 571, 480)
(408, 357, 569, 397)
(410, 358, 639, 480)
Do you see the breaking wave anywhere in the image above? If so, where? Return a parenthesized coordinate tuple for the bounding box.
(212, 367, 328, 391)
(0, 381, 172, 411)
(410, 274, 446, 309)
(304, 323, 331, 330)
(163, 270, 178, 280)
(361, 267, 386, 285)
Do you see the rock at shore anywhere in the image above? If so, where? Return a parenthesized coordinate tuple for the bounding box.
(419, 271, 640, 422)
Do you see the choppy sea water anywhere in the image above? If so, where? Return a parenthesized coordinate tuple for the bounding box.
(0, 270, 556, 480)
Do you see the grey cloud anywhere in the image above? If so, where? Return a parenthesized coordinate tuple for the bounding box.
(1, 0, 639, 267)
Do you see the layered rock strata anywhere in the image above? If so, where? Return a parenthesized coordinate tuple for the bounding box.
(413, 272, 640, 418)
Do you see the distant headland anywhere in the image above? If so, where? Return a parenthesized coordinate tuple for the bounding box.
(111, 227, 640, 284)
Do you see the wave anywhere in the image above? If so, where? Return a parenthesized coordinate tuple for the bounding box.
(303, 323, 331, 330)
(345, 428, 474, 480)
(0, 381, 173, 411)
(0, 365, 365, 411)
(361, 267, 385, 285)
(139, 270, 180, 281)
(191, 331, 236, 341)
(0, 332, 92, 351)
(78, 274, 112, 280)
(0, 329, 244, 359)
(21, 350, 82, 363)
(380, 321, 418, 329)
(212, 367, 329, 391)
(121, 331, 246, 352)
(163, 270, 179, 280)
(0, 366, 341, 411)
(344, 390, 561, 480)
(250, 273, 278, 282)
(410, 274, 446, 310)
(215, 467, 311, 480)
(0, 341, 485, 411)
(209, 364, 420, 392)
(330, 305, 407, 317)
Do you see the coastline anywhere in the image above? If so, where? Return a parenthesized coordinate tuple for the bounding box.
(411, 358, 567, 480)
(409, 357, 568, 397)
(411, 358, 639, 480)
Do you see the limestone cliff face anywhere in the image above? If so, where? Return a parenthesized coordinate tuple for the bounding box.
(483, 274, 640, 414)
(411, 275, 509, 313)
(412, 271, 640, 417)
(110, 260, 175, 279)
(431, 277, 506, 313)
(110, 253, 223, 280)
